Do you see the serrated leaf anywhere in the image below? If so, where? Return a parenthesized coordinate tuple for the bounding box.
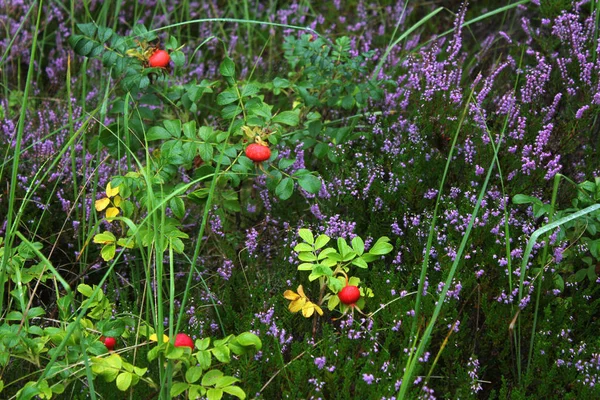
(217, 88, 239, 105)
(278, 158, 296, 169)
(275, 178, 294, 200)
(171, 50, 185, 67)
(298, 174, 321, 194)
(77, 22, 97, 37)
(220, 57, 235, 77)
(182, 121, 197, 139)
(239, 83, 260, 98)
(170, 197, 186, 219)
(146, 126, 171, 141)
(198, 143, 214, 163)
(164, 120, 181, 138)
(272, 111, 299, 126)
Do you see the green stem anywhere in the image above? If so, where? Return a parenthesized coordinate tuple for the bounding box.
(0, 0, 44, 316)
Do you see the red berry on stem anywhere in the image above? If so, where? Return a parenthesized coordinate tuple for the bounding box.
(102, 336, 117, 351)
(149, 49, 170, 68)
(338, 285, 361, 305)
(245, 143, 271, 162)
(174, 333, 194, 349)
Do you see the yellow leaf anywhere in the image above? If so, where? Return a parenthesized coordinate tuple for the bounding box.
(288, 297, 306, 313)
(297, 285, 306, 298)
(315, 304, 323, 316)
(149, 333, 169, 343)
(242, 126, 255, 139)
(302, 303, 315, 318)
(283, 290, 300, 301)
(106, 207, 120, 218)
(106, 182, 120, 197)
(301, 302, 323, 318)
(113, 195, 122, 207)
(95, 197, 110, 212)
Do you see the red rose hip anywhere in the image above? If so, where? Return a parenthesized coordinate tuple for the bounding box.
(245, 143, 271, 162)
(101, 336, 117, 351)
(149, 49, 170, 68)
(338, 285, 361, 305)
(174, 333, 194, 349)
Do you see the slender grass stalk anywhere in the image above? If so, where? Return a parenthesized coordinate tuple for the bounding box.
(371, 6, 443, 81)
(167, 243, 176, 392)
(152, 17, 327, 45)
(0, 0, 44, 317)
(398, 87, 510, 397)
(0, 2, 36, 106)
(403, 86, 474, 389)
(516, 203, 600, 380)
(66, 56, 82, 249)
(373, 1, 531, 81)
(525, 173, 561, 376)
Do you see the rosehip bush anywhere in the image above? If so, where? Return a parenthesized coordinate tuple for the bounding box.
(284, 229, 393, 324)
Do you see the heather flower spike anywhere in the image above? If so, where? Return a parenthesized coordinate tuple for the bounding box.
(95, 182, 122, 219)
(283, 285, 323, 318)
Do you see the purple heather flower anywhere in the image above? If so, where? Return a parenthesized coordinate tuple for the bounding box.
(314, 356, 326, 370)
(362, 373, 375, 385)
